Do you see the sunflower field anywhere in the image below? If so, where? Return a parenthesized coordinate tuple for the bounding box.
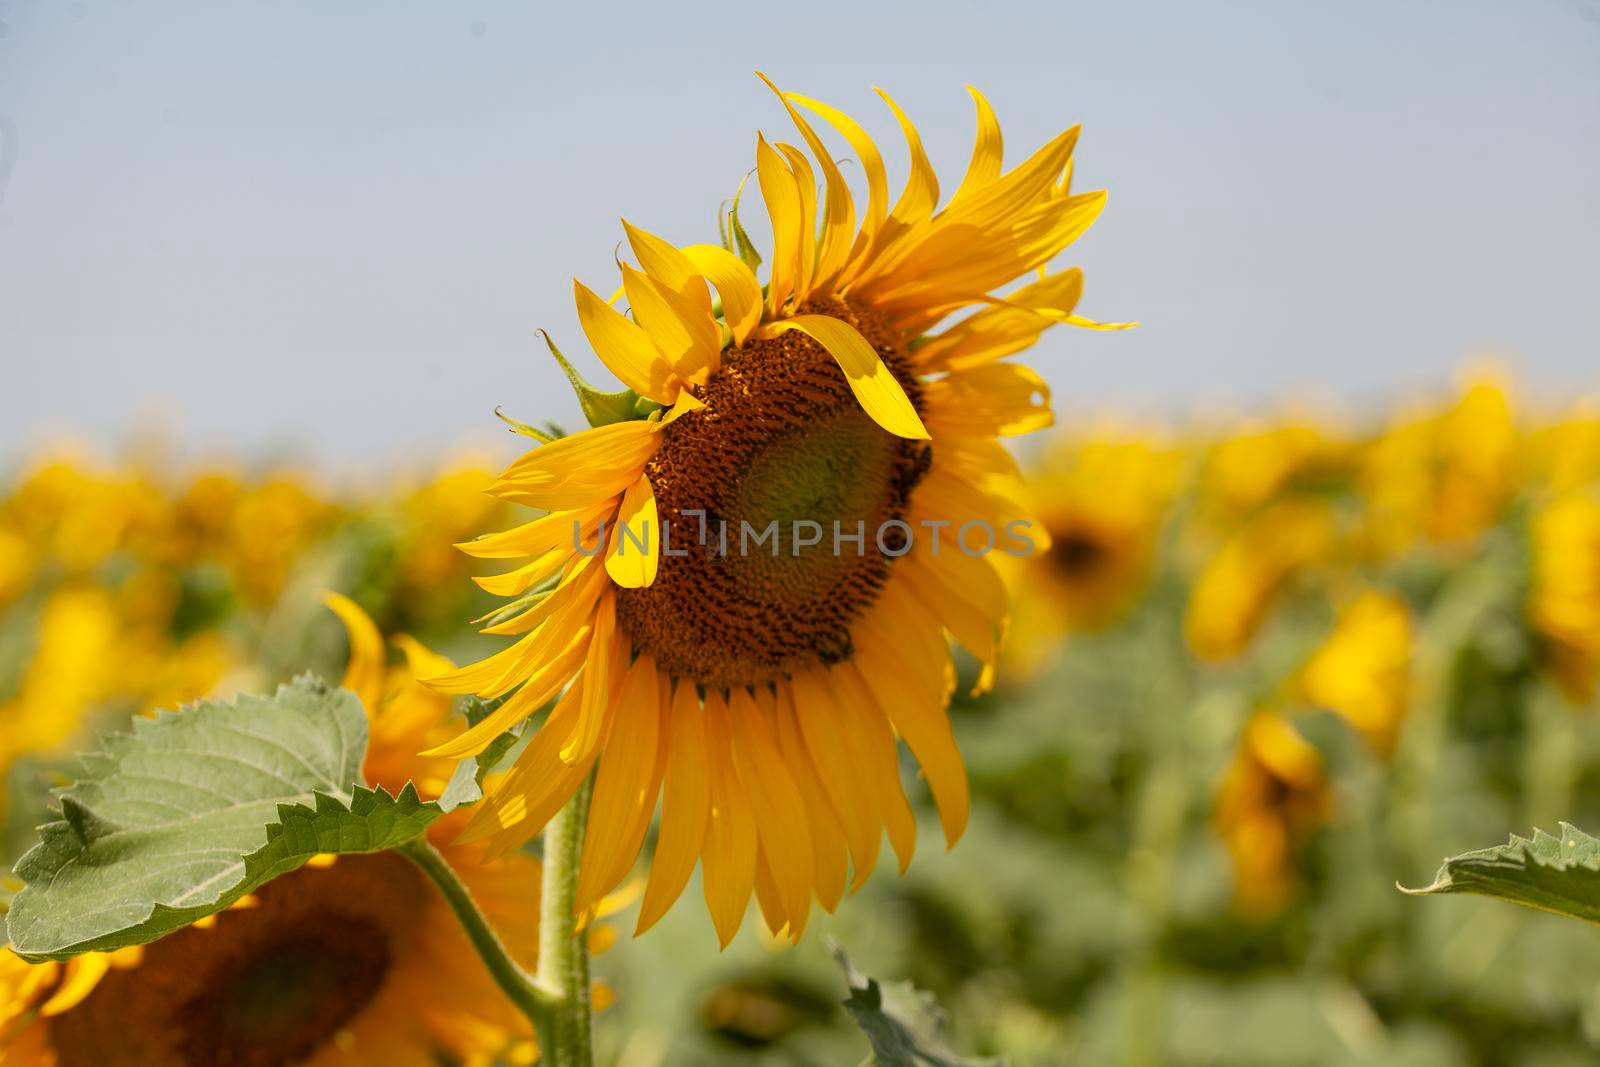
(3, 77, 1600, 1067)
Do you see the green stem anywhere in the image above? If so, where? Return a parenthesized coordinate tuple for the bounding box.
(399, 838, 553, 1029)
(1124, 604, 1201, 1067)
(536, 775, 595, 1067)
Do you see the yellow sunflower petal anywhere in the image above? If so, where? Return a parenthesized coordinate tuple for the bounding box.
(636, 680, 712, 935)
(791, 668, 881, 891)
(652, 387, 706, 432)
(620, 218, 715, 317)
(575, 653, 664, 913)
(756, 135, 804, 316)
(761, 72, 856, 292)
(423, 625, 592, 756)
(770, 315, 929, 440)
(322, 592, 386, 714)
(775, 142, 819, 305)
(728, 687, 813, 939)
(753, 848, 790, 939)
(876, 88, 939, 234)
(681, 244, 763, 344)
(619, 263, 720, 385)
(851, 642, 969, 846)
(38, 955, 111, 1016)
(700, 690, 758, 947)
(830, 667, 917, 873)
(913, 269, 1084, 374)
(561, 593, 624, 764)
(456, 501, 613, 560)
(949, 84, 1003, 204)
(924, 362, 1052, 437)
(573, 278, 681, 403)
(491, 420, 661, 511)
(786, 91, 888, 261)
(772, 683, 850, 911)
(605, 472, 659, 589)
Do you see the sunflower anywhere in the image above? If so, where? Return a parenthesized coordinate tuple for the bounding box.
(1192, 416, 1353, 528)
(1003, 430, 1181, 676)
(1298, 589, 1413, 754)
(0, 595, 539, 1066)
(1212, 711, 1331, 915)
(426, 76, 1128, 946)
(1360, 371, 1516, 559)
(0, 586, 120, 778)
(1530, 493, 1600, 704)
(1184, 498, 1337, 662)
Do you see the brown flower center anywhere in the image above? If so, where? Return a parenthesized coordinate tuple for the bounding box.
(615, 298, 930, 690)
(49, 853, 421, 1067)
(1047, 528, 1113, 579)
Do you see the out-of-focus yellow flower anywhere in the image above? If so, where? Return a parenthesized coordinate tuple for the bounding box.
(1005, 432, 1182, 675)
(0, 526, 31, 606)
(1522, 400, 1600, 496)
(1299, 590, 1413, 754)
(1213, 711, 1331, 915)
(392, 460, 510, 595)
(1193, 417, 1352, 525)
(3, 456, 166, 573)
(1185, 499, 1337, 661)
(0, 596, 542, 1067)
(322, 592, 462, 797)
(224, 475, 336, 608)
(0, 586, 119, 772)
(1361, 371, 1516, 558)
(1530, 493, 1600, 703)
(124, 630, 241, 717)
(0, 946, 145, 1066)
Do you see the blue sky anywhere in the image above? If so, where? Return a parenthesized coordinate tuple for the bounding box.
(1, 0, 1597, 468)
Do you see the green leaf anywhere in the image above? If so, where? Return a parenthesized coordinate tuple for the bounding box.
(830, 940, 1004, 1067)
(6, 676, 446, 962)
(1401, 822, 1600, 924)
(438, 694, 524, 811)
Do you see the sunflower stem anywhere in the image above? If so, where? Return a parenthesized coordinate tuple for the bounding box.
(536, 774, 595, 1067)
(397, 838, 554, 1031)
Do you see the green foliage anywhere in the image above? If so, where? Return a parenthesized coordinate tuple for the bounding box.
(6, 676, 446, 961)
(831, 942, 1003, 1067)
(438, 693, 524, 811)
(1404, 822, 1600, 925)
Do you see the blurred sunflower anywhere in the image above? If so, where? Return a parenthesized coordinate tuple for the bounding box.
(1185, 499, 1336, 662)
(0, 525, 30, 606)
(427, 76, 1129, 945)
(1361, 371, 1516, 558)
(1530, 494, 1600, 703)
(0, 586, 120, 779)
(1192, 416, 1352, 528)
(1299, 589, 1413, 754)
(0, 596, 540, 1067)
(1522, 401, 1600, 496)
(1004, 431, 1181, 675)
(1213, 711, 1331, 915)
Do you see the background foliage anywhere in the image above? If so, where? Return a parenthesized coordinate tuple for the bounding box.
(3, 370, 1600, 1065)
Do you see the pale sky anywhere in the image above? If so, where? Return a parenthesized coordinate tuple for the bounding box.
(2, 0, 1597, 469)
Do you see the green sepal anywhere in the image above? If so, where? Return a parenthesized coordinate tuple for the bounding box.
(5, 676, 450, 962)
(495, 406, 559, 443)
(539, 329, 639, 428)
(728, 173, 763, 274)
